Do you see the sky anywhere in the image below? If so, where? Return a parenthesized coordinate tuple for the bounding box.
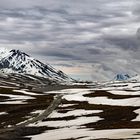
(0, 0, 140, 81)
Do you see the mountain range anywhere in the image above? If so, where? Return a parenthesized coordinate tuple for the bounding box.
(0, 48, 139, 85)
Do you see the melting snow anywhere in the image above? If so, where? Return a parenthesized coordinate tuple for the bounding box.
(0, 112, 8, 115)
(13, 89, 42, 96)
(64, 93, 140, 107)
(49, 109, 102, 118)
(132, 109, 140, 121)
(30, 116, 102, 128)
(31, 127, 140, 140)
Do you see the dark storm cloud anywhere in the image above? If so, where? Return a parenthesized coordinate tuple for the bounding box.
(103, 35, 139, 51)
(38, 50, 83, 61)
(87, 48, 102, 55)
(0, 0, 139, 80)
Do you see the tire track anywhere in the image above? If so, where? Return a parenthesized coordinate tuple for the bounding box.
(17, 94, 63, 127)
(0, 94, 63, 134)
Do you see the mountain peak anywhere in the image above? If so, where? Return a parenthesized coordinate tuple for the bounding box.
(9, 49, 31, 62)
(10, 49, 29, 56)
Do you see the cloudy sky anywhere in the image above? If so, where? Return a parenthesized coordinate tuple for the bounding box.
(0, 0, 140, 80)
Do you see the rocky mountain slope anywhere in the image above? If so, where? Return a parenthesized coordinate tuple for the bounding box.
(0, 49, 73, 82)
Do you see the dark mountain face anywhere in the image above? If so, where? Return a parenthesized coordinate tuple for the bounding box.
(0, 49, 73, 82)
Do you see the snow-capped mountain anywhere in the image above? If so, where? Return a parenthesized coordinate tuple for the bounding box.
(114, 73, 131, 81)
(0, 49, 73, 82)
(112, 73, 140, 82)
(92, 73, 140, 91)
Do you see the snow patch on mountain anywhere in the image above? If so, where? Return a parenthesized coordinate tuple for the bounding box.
(114, 73, 131, 81)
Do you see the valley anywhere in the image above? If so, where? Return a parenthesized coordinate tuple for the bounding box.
(1, 49, 140, 139)
(0, 76, 140, 139)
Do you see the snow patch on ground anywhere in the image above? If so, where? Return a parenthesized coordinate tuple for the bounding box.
(31, 110, 45, 115)
(0, 101, 27, 104)
(13, 89, 42, 96)
(132, 109, 140, 121)
(31, 127, 140, 140)
(109, 90, 140, 95)
(0, 112, 8, 115)
(59, 104, 77, 108)
(30, 116, 102, 128)
(0, 93, 34, 100)
(63, 92, 140, 107)
(45, 88, 91, 95)
(49, 109, 102, 118)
